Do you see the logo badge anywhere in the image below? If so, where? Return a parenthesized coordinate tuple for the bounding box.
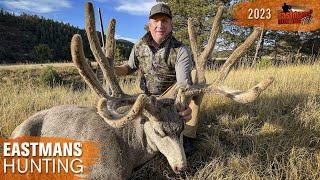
(278, 3, 313, 25)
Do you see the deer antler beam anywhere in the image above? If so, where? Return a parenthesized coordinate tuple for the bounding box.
(185, 77, 274, 103)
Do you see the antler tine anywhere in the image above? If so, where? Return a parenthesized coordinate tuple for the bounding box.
(188, 6, 224, 85)
(200, 6, 224, 68)
(85, 2, 123, 97)
(214, 27, 263, 84)
(187, 18, 199, 84)
(187, 18, 199, 63)
(71, 34, 116, 100)
(105, 19, 116, 67)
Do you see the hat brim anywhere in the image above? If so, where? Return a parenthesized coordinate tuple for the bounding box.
(149, 12, 172, 19)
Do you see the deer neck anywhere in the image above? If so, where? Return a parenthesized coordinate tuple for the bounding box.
(115, 117, 158, 167)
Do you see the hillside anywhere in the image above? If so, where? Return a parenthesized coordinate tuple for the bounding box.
(0, 9, 134, 64)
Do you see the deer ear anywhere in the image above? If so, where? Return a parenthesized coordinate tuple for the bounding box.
(97, 94, 147, 128)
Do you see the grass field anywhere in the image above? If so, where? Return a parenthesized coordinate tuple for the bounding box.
(0, 63, 319, 179)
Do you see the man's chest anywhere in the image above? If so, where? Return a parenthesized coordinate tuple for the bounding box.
(136, 45, 174, 73)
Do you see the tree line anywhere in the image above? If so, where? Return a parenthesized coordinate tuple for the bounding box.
(1, 1, 319, 65)
(0, 9, 133, 64)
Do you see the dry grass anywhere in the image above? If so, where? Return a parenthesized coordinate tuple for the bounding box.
(0, 62, 75, 70)
(0, 63, 319, 179)
(0, 62, 99, 70)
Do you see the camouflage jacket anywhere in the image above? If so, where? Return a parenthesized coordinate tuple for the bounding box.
(127, 32, 192, 95)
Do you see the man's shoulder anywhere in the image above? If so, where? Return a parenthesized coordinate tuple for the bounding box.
(132, 38, 148, 54)
(171, 36, 184, 49)
(135, 32, 152, 47)
(170, 37, 191, 56)
(134, 39, 146, 47)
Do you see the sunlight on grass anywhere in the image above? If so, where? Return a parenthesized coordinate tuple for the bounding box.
(0, 63, 319, 179)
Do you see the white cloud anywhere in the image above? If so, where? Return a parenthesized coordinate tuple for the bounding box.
(0, 0, 71, 13)
(115, 34, 138, 43)
(115, 0, 157, 15)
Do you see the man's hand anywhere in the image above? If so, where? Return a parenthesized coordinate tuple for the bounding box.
(178, 106, 192, 122)
(115, 64, 130, 76)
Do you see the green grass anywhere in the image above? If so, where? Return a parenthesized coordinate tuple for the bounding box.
(0, 63, 319, 179)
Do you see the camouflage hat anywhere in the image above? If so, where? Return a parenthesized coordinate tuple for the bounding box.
(149, 3, 172, 19)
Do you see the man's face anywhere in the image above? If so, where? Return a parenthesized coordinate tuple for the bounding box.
(148, 14, 173, 45)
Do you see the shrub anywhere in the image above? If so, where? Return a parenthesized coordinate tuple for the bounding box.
(40, 66, 63, 87)
(256, 56, 273, 69)
(32, 44, 53, 63)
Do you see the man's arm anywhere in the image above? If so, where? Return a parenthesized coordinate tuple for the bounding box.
(175, 45, 193, 122)
(115, 64, 131, 76)
(175, 45, 193, 88)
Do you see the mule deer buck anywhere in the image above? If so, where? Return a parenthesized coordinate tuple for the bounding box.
(11, 2, 273, 179)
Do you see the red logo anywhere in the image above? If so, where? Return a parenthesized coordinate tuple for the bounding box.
(278, 3, 313, 25)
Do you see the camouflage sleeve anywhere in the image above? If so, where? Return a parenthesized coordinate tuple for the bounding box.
(126, 45, 139, 74)
(175, 45, 193, 88)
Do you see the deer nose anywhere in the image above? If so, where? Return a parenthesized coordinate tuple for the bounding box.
(171, 165, 185, 174)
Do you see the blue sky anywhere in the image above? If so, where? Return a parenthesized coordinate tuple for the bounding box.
(0, 0, 158, 43)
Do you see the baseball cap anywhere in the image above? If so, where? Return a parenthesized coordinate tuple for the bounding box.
(149, 3, 172, 19)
